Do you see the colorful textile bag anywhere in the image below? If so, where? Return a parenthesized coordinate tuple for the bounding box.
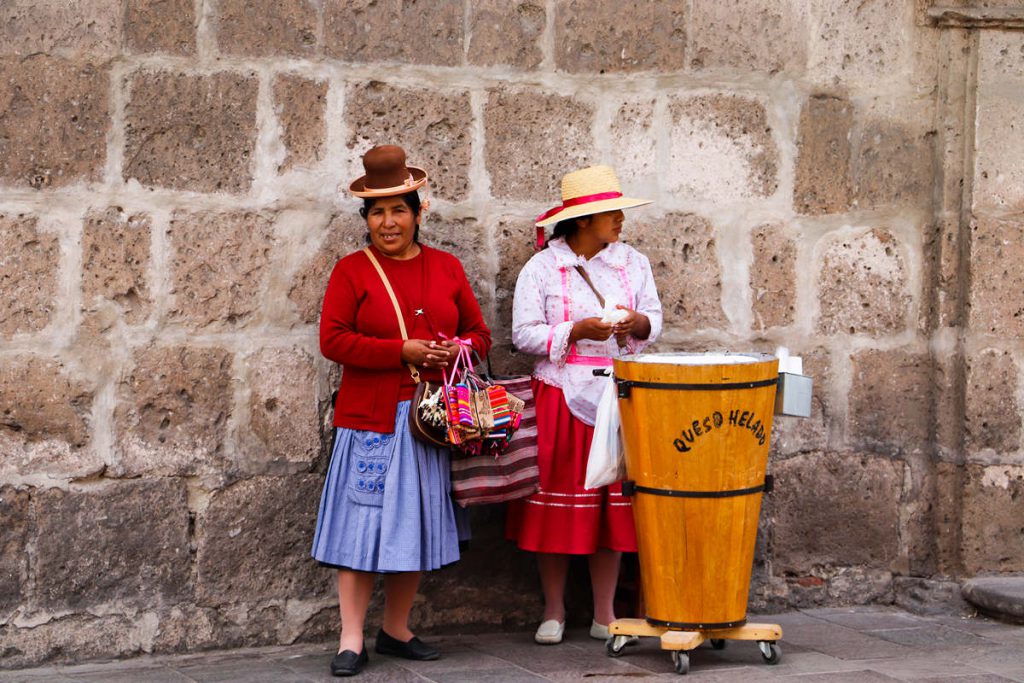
(440, 343, 518, 452)
(449, 374, 540, 506)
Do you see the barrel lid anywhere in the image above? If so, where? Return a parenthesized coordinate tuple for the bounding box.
(619, 352, 775, 365)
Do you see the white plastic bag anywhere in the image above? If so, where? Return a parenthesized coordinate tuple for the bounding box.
(585, 378, 626, 489)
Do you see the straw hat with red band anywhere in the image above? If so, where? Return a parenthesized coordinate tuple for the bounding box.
(349, 144, 428, 198)
(534, 165, 651, 248)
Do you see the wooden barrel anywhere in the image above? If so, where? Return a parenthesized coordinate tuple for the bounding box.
(613, 352, 779, 630)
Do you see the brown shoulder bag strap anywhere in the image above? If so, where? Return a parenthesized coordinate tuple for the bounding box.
(574, 265, 606, 309)
(363, 247, 421, 383)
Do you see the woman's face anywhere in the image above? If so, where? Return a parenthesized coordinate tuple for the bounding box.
(579, 209, 625, 244)
(366, 196, 419, 258)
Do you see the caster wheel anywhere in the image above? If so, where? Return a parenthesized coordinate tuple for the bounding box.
(671, 650, 690, 675)
(606, 635, 628, 657)
(758, 640, 781, 664)
(710, 639, 726, 650)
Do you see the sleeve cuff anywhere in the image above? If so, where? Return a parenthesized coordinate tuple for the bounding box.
(624, 336, 649, 355)
(384, 338, 406, 367)
(548, 321, 574, 365)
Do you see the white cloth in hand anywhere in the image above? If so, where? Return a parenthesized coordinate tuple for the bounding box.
(600, 296, 629, 324)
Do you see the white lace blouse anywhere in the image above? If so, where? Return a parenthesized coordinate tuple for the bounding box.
(512, 238, 663, 425)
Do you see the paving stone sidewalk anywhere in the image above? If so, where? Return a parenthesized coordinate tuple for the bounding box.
(3, 607, 1024, 682)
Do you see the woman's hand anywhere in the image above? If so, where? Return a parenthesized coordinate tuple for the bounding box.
(570, 317, 614, 344)
(401, 339, 459, 369)
(611, 306, 651, 345)
(429, 340, 462, 369)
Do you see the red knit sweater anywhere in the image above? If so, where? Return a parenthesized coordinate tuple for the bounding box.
(320, 244, 492, 432)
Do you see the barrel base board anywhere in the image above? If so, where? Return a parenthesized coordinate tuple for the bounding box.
(608, 618, 784, 660)
(646, 616, 746, 630)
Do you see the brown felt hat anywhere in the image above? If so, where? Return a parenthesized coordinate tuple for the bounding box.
(349, 145, 428, 198)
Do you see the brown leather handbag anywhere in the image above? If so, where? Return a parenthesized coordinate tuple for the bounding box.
(408, 380, 450, 447)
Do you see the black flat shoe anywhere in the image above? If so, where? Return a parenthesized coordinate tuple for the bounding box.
(330, 646, 368, 676)
(374, 628, 440, 661)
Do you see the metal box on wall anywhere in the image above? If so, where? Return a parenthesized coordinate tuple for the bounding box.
(774, 373, 812, 418)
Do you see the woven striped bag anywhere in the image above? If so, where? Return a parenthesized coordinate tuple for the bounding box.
(449, 375, 540, 507)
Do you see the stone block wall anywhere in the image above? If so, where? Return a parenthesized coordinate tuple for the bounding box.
(1, 0, 1022, 668)
(956, 20, 1024, 578)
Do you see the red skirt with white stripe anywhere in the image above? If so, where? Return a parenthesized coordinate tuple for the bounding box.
(505, 379, 637, 554)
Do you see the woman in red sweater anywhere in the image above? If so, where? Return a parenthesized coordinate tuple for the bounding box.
(311, 146, 491, 677)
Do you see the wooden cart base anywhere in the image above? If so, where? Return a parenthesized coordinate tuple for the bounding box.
(606, 618, 783, 675)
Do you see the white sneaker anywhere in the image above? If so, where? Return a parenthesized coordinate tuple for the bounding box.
(534, 619, 565, 644)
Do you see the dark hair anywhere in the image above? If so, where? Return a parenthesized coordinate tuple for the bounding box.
(359, 191, 422, 243)
(545, 217, 579, 248)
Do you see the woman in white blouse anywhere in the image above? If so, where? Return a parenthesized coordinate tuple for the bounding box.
(506, 165, 663, 645)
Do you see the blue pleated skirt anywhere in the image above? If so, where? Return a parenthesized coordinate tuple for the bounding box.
(311, 400, 466, 573)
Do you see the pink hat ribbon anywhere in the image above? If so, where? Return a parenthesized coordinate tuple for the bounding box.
(534, 191, 623, 249)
